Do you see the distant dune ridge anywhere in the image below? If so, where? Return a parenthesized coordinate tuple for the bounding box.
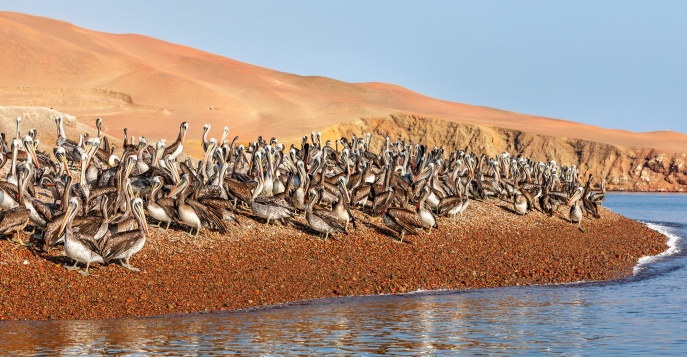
(1, 11, 686, 191)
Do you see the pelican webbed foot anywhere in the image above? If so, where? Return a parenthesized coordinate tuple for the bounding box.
(65, 261, 80, 271)
(121, 259, 141, 272)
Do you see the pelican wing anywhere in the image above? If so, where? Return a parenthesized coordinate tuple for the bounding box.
(438, 195, 462, 214)
(156, 197, 178, 220)
(101, 231, 141, 262)
(313, 208, 347, 233)
(73, 231, 103, 256)
(0, 182, 19, 200)
(386, 207, 423, 233)
(201, 197, 239, 226)
(187, 198, 227, 234)
(32, 198, 54, 221)
(254, 195, 294, 212)
(0, 207, 30, 234)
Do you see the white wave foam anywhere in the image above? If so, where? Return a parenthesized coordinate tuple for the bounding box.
(633, 222, 682, 275)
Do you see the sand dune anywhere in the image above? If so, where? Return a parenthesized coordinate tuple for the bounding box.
(1, 11, 686, 159)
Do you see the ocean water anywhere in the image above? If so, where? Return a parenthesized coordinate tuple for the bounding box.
(0, 193, 685, 356)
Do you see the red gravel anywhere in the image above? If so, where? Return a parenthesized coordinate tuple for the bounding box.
(0, 199, 667, 320)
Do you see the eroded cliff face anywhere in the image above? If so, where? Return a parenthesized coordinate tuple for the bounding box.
(316, 114, 687, 192)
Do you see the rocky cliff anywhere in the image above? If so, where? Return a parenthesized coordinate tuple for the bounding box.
(314, 114, 687, 192)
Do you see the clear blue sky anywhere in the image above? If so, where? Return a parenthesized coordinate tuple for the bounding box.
(3, 1, 686, 134)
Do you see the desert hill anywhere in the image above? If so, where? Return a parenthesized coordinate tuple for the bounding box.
(1, 11, 686, 190)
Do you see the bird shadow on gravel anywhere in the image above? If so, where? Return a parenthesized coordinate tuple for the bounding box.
(357, 218, 414, 245)
(496, 204, 518, 215)
(41, 252, 72, 266)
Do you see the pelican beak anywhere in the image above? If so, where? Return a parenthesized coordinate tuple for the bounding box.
(125, 156, 136, 178)
(567, 189, 582, 206)
(154, 146, 163, 167)
(413, 166, 430, 184)
(27, 143, 40, 170)
(166, 177, 185, 198)
(339, 179, 351, 204)
(60, 153, 71, 177)
(137, 203, 149, 235)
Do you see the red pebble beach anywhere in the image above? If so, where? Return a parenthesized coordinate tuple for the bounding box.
(0, 198, 667, 321)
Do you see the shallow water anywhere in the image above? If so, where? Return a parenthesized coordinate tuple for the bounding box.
(1, 193, 685, 356)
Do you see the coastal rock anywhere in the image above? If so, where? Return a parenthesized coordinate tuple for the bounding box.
(313, 114, 687, 192)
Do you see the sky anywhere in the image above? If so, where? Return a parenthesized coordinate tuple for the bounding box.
(3, 1, 687, 134)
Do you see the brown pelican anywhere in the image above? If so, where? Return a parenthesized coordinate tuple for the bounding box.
(305, 188, 347, 240)
(100, 197, 149, 271)
(43, 195, 111, 252)
(289, 161, 308, 213)
(512, 177, 530, 215)
(146, 176, 176, 230)
(17, 162, 53, 230)
(567, 186, 585, 231)
(58, 197, 105, 276)
(582, 175, 601, 219)
(250, 153, 295, 225)
(0, 205, 31, 245)
(202, 124, 211, 151)
(416, 186, 438, 233)
(438, 194, 468, 220)
(6, 138, 21, 185)
(381, 202, 424, 244)
(167, 174, 227, 236)
(412, 163, 440, 212)
(589, 178, 606, 206)
(333, 176, 357, 230)
(163, 121, 188, 159)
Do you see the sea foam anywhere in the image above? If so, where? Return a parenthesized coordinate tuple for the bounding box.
(633, 222, 682, 275)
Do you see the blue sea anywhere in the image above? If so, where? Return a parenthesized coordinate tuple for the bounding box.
(0, 193, 685, 356)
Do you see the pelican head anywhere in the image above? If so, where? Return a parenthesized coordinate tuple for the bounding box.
(567, 187, 584, 206)
(180, 122, 189, 143)
(412, 163, 434, 184)
(167, 174, 189, 198)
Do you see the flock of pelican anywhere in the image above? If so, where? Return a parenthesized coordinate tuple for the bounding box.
(0, 116, 606, 276)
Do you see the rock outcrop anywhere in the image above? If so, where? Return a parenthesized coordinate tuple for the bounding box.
(314, 114, 687, 192)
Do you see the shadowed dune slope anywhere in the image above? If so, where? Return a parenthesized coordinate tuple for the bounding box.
(1, 11, 686, 160)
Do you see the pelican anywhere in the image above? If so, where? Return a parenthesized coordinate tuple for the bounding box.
(305, 188, 347, 240)
(567, 187, 585, 231)
(100, 197, 149, 271)
(512, 178, 529, 215)
(382, 202, 425, 244)
(58, 198, 105, 276)
(167, 174, 226, 236)
(333, 176, 357, 230)
(416, 186, 438, 233)
(163, 121, 188, 159)
(0, 205, 31, 245)
(250, 153, 295, 225)
(202, 124, 211, 151)
(589, 178, 606, 206)
(146, 176, 176, 230)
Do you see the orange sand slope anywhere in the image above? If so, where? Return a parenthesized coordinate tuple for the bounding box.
(1, 11, 686, 155)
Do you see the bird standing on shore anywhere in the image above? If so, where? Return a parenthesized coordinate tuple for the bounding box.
(58, 198, 105, 276)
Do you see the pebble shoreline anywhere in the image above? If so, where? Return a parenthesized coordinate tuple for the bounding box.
(0, 198, 667, 321)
